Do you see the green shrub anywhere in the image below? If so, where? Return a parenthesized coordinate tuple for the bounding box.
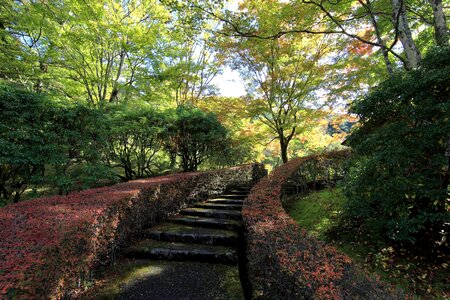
(105, 104, 166, 180)
(342, 47, 450, 249)
(0, 84, 60, 202)
(164, 105, 230, 172)
(0, 84, 114, 203)
(244, 151, 399, 299)
(49, 104, 113, 193)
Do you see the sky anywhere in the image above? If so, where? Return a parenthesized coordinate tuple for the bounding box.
(211, 66, 247, 97)
(210, 0, 247, 98)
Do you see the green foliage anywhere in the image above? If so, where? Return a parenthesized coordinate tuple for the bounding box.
(0, 0, 172, 105)
(49, 104, 113, 194)
(288, 187, 450, 298)
(342, 46, 450, 248)
(0, 83, 115, 203)
(164, 106, 230, 172)
(0, 84, 60, 202)
(105, 103, 166, 180)
(286, 188, 346, 239)
(0, 83, 236, 202)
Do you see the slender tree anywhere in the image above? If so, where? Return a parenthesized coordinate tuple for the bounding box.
(225, 26, 330, 163)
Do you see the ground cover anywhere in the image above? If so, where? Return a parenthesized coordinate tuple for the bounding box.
(243, 151, 399, 299)
(285, 188, 449, 299)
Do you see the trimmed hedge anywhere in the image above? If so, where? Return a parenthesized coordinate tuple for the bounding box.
(0, 164, 265, 299)
(243, 151, 403, 299)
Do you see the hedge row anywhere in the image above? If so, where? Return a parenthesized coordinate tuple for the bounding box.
(0, 164, 265, 299)
(243, 151, 402, 299)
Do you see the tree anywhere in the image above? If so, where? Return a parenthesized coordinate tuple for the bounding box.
(427, 0, 448, 46)
(1, 0, 171, 107)
(213, 0, 448, 72)
(198, 95, 262, 165)
(105, 103, 165, 181)
(341, 46, 450, 250)
(49, 104, 112, 194)
(0, 83, 118, 202)
(164, 106, 229, 172)
(0, 84, 60, 202)
(224, 9, 331, 163)
(150, 0, 225, 107)
(0, 0, 55, 90)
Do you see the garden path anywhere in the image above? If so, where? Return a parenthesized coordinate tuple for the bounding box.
(84, 187, 250, 299)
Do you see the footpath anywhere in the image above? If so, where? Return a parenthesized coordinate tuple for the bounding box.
(83, 187, 249, 300)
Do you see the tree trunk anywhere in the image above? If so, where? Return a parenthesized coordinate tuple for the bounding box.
(109, 49, 126, 103)
(169, 152, 177, 169)
(391, 0, 422, 69)
(33, 61, 48, 93)
(443, 138, 450, 190)
(368, 8, 394, 75)
(280, 139, 289, 163)
(428, 0, 449, 46)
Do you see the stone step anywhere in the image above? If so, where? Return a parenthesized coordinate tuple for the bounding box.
(217, 194, 247, 199)
(169, 216, 242, 231)
(180, 208, 242, 220)
(229, 189, 250, 196)
(227, 186, 251, 192)
(225, 191, 249, 196)
(193, 202, 242, 210)
(206, 198, 244, 205)
(142, 223, 239, 246)
(125, 239, 237, 265)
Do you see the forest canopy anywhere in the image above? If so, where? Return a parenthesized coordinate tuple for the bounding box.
(0, 0, 448, 204)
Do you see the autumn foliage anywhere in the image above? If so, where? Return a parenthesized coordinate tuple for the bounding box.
(243, 150, 402, 299)
(0, 164, 264, 299)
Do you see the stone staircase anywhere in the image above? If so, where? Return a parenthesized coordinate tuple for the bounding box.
(124, 187, 250, 266)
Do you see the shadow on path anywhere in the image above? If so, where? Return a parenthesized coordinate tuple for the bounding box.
(82, 187, 250, 300)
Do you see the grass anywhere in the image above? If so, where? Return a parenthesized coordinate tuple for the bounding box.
(285, 187, 346, 239)
(285, 188, 449, 299)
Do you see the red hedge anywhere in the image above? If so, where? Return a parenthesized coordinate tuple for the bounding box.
(243, 151, 403, 299)
(0, 164, 265, 299)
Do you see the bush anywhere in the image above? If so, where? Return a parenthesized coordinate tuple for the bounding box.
(0, 164, 265, 298)
(342, 46, 450, 249)
(105, 104, 166, 180)
(49, 103, 113, 194)
(164, 105, 230, 172)
(0, 84, 114, 203)
(0, 84, 60, 203)
(243, 151, 400, 299)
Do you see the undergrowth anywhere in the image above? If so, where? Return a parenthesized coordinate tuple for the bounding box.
(285, 188, 449, 299)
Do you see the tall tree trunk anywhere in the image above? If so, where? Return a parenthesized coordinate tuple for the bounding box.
(362, 0, 394, 75)
(391, 0, 422, 69)
(33, 61, 48, 93)
(169, 152, 177, 169)
(428, 0, 449, 46)
(109, 49, 126, 103)
(280, 139, 289, 163)
(371, 15, 394, 75)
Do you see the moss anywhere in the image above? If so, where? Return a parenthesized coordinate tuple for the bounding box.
(84, 260, 167, 299)
(286, 187, 345, 238)
(218, 266, 244, 299)
(151, 223, 237, 236)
